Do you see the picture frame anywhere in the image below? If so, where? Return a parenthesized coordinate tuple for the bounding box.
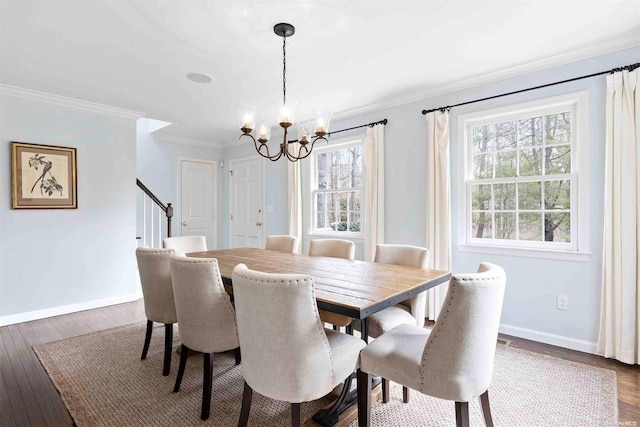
(11, 141, 77, 209)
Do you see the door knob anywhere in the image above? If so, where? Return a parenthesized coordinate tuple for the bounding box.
(256, 222, 262, 226)
(182, 221, 188, 226)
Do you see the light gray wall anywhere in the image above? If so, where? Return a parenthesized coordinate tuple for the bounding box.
(219, 47, 639, 351)
(0, 93, 139, 321)
(136, 121, 223, 247)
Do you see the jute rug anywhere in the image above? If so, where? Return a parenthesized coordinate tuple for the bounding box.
(34, 322, 618, 426)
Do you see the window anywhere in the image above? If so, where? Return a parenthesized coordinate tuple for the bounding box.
(311, 140, 363, 236)
(458, 92, 589, 259)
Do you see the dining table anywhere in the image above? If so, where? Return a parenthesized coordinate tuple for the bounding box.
(187, 247, 451, 426)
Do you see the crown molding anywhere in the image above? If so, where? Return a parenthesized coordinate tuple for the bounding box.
(330, 31, 640, 123)
(153, 133, 222, 149)
(0, 84, 144, 119)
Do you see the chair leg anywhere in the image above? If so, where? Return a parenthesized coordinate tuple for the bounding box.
(479, 390, 494, 427)
(382, 378, 390, 403)
(291, 402, 301, 427)
(403, 386, 410, 403)
(455, 401, 470, 427)
(162, 323, 173, 376)
(201, 353, 213, 420)
(234, 346, 241, 365)
(173, 344, 189, 392)
(237, 381, 253, 427)
(357, 369, 372, 427)
(141, 320, 153, 360)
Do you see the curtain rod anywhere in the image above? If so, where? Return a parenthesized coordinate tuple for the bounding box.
(421, 62, 640, 115)
(287, 118, 387, 143)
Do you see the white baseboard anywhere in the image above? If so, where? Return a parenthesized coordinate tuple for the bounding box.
(0, 292, 143, 327)
(499, 323, 598, 355)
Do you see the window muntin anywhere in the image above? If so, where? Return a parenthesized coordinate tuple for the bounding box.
(312, 142, 363, 235)
(464, 99, 580, 251)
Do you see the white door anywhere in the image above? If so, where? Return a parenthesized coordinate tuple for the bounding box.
(180, 159, 216, 249)
(229, 157, 264, 248)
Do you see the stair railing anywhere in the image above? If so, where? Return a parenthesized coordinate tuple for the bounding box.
(136, 179, 173, 248)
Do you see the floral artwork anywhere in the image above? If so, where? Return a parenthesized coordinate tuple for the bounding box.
(11, 142, 77, 209)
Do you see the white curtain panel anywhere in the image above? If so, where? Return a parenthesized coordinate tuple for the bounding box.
(424, 111, 452, 320)
(363, 124, 385, 262)
(287, 144, 302, 251)
(598, 68, 640, 365)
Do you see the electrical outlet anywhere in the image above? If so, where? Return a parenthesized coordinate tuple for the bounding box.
(557, 295, 568, 311)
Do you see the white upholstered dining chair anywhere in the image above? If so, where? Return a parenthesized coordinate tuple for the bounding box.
(169, 255, 240, 421)
(308, 238, 355, 329)
(363, 243, 430, 403)
(232, 264, 366, 427)
(357, 262, 507, 427)
(308, 238, 355, 260)
(135, 247, 177, 376)
(162, 235, 207, 254)
(265, 234, 299, 253)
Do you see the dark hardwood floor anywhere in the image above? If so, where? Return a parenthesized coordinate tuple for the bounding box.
(0, 300, 638, 426)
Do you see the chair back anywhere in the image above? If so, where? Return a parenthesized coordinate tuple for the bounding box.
(232, 264, 334, 402)
(163, 235, 207, 254)
(308, 239, 355, 260)
(265, 235, 299, 253)
(169, 255, 238, 353)
(135, 247, 177, 324)
(374, 244, 430, 325)
(420, 262, 506, 402)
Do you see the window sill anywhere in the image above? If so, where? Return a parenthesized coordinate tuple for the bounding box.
(456, 244, 591, 262)
(307, 233, 364, 241)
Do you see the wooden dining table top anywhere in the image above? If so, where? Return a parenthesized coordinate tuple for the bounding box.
(187, 247, 451, 320)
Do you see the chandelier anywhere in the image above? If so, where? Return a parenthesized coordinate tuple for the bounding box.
(240, 23, 332, 162)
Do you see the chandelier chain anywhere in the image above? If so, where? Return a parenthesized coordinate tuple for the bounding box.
(282, 36, 287, 105)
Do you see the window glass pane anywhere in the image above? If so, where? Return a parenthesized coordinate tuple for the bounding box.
(544, 212, 570, 242)
(338, 167, 351, 189)
(328, 170, 337, 189)
(493, 183, 515, 210)
(349, 212, 361, 232)
(495, 150, 516, 178)
(519, 148, 543, 176)
(317, 170, 328, 189)
(316, 212, 326, 229)
(348, 192, 359, 212)
(328, 210, 337, 225)
(473, 153, 493, 179)
(316, 193, 326, 213)
(545, 112, 571, 145)
(518, 117, 543, 147)
(472, 212, 493, 239)
(472, 125, 494, 152)
(518, 181, 541, 210)
(519, 213, 542, 241)
(496, 121, 517, 150)
(495, 212, 516, 240)
(544, 145, 571, 175)
(544, 180, 570, 210)
(471, 184, 492, 210)
(317, 152, 329, 171)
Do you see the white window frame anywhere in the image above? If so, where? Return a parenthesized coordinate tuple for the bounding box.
(456, 91, 590, 261)
(309, 138, 364, 238)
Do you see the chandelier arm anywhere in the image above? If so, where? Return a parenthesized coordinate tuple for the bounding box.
(240, 134, 283, 161)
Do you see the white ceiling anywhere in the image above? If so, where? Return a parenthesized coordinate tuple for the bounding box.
(1, 0, 638, 145)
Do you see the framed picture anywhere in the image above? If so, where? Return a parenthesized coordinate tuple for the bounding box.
(11, 141, 77, 209)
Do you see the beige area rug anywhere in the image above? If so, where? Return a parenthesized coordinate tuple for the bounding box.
(34, 322, 618, 426)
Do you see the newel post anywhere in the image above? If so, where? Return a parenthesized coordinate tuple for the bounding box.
(166, 203, 173, 238)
